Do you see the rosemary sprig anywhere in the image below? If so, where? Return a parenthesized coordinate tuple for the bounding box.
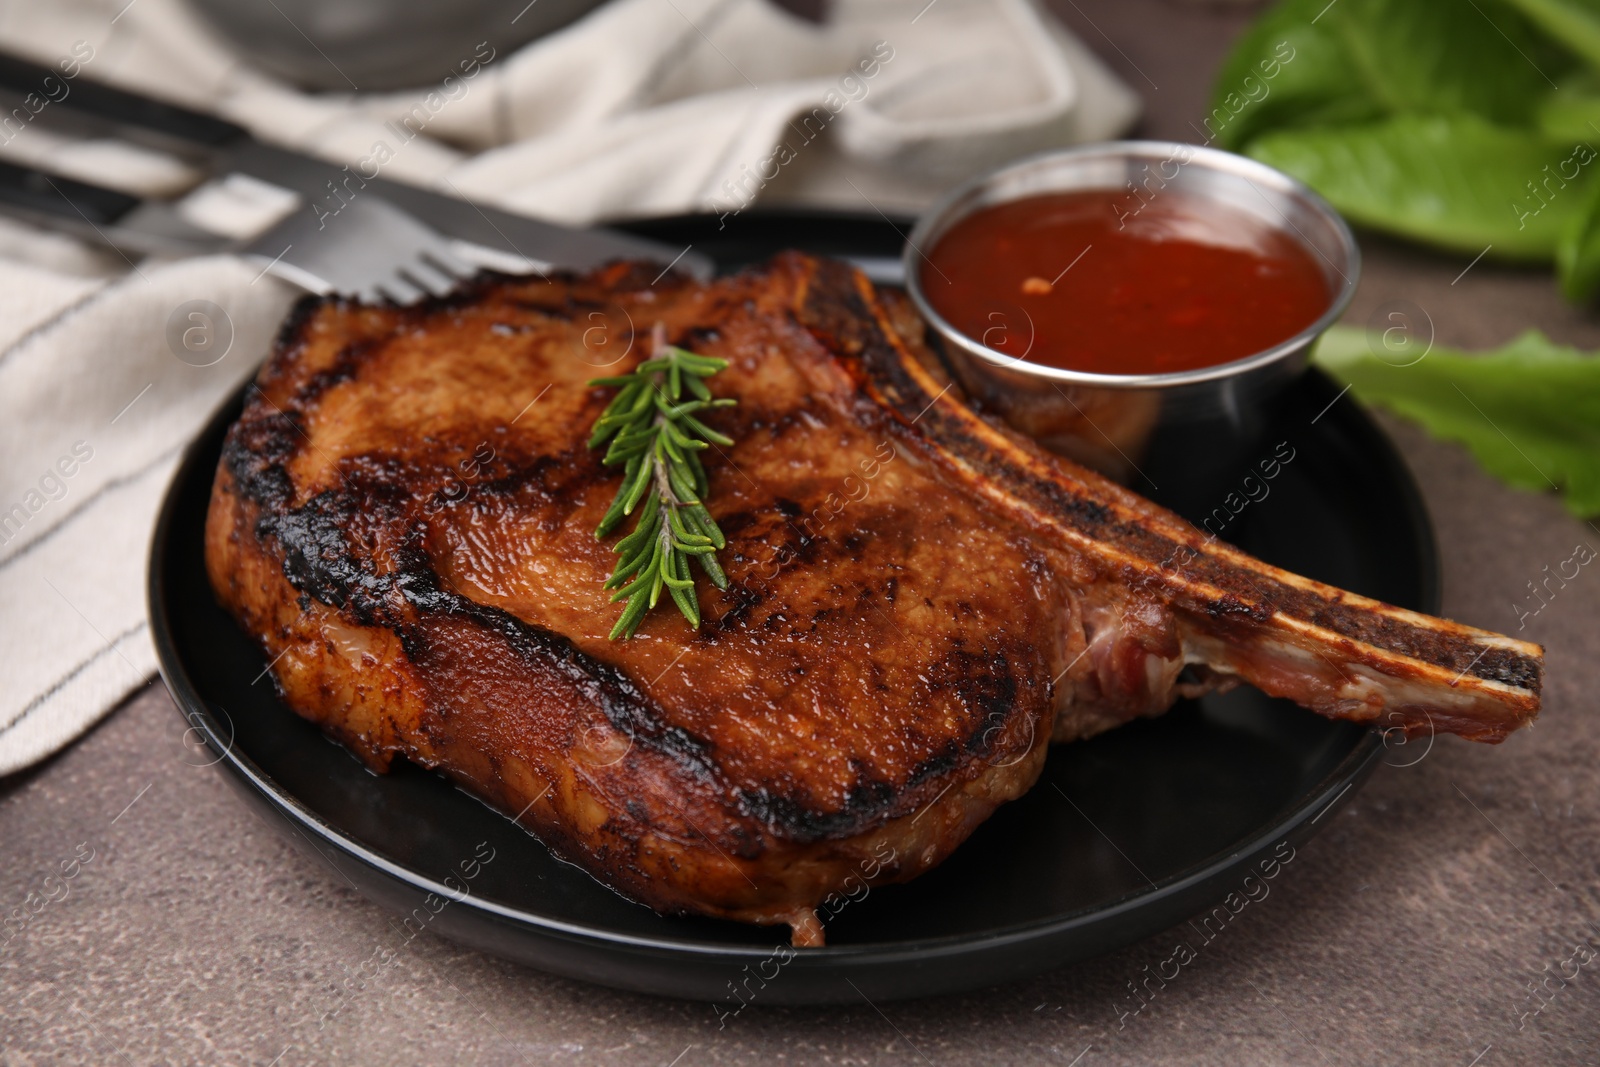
(588, 325, 736, 639)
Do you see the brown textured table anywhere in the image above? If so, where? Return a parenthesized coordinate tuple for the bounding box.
(4, 3, 1598, 1063)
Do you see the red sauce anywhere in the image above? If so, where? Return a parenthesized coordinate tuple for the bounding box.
(922, 189, 1330, 376)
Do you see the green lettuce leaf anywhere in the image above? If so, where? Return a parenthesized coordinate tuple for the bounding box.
(1540, 77, 1600, 299)
(1557, 174, 1600, 300)
(1247, 115, 1595, 259)
(1206, 2, 1380, 150)
(1500, 0, 1600, 71)
(1213, 0, 1600, 303)
(1535, 81, 1600, 141)
(1208, 0, 1563, 150)
(1313, 325, 1600, 515)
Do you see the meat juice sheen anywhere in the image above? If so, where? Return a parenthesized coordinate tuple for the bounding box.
(921, 189, 1331, 376)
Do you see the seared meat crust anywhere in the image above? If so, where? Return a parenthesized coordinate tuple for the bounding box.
(206, 254, 1541, 941)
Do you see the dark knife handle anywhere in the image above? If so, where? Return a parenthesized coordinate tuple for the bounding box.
(0, 159, 139, 225)
(0, 51, 246, 148)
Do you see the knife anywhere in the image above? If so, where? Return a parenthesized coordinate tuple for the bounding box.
(0, 50, 714, 278)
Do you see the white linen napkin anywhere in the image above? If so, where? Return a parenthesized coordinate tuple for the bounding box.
(0, 0, 1136, 775)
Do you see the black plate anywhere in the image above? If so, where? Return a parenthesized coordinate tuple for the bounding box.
(149, 211, 1434, 1005)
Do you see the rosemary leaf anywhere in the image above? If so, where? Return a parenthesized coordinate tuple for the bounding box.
(588, 328, 736, 639)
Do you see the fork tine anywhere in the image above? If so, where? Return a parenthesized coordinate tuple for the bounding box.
(378, 275, 426, 304)
(240, 195, 503, 305)
(422, 245, 475, 279)
(402, 259, 459, 298)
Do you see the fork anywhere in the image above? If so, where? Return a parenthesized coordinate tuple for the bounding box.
(0, 159, 530, 303)
(242, 194, 487, 304)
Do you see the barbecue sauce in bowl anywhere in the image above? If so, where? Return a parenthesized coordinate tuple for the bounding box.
(921, 189, 1331, 377)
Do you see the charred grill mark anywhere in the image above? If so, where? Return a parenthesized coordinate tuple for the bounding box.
(458, 448, 602, 507)
(789, 258, 876, 359)
(940, 647, 1026, 754)
(267, 293, 325, 363)
(740, 776, 898, 845)
(793, 258, 1541, 697)
(509, 294, 610, 321)
(675, 326, 721, 351)
(294, 338, 379, 407)
(907, 745, 960, 788)
(1206, 593, 1267, 621)
(733, 401, 829, 447)
(735, 641, 1034, 841)
(706, 589, 760, 635)
(263, 489, 368, 618)
(222, 391, 303, 512)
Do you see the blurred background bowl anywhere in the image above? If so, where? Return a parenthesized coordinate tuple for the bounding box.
(186, 0, 610, 91)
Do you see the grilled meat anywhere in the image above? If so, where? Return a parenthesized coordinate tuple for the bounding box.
(206, 254, 1542, 944)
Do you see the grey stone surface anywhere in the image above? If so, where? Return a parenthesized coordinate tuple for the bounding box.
(4, 2, 1599, 1063)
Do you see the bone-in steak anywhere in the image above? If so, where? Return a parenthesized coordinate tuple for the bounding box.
(206, 254, 1542, 944)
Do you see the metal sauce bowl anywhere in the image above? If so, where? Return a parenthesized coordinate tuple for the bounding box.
(902, 142, 1359, 474)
